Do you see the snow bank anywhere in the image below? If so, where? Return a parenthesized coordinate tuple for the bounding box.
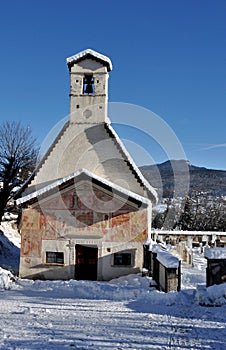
(0, 221, 21, 248)
(0, 222, 20, 273)
(12, 271, 226, 308)
(0, 267, 16, 289)
(14, 274, 151, 301)
(1, 269, 226, 308)
(204, 247, 226, 259)
(11, 274, 188, 306)
(195, 284, 226, 306)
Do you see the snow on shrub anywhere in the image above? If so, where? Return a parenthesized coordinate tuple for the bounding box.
(0, 267, 16, 289)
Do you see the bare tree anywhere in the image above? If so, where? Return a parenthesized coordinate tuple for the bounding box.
(0, 121, 37, 223)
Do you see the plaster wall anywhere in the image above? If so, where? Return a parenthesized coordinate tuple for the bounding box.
(98, 242, 143, 280)
(19, 185, 148, 280)
(19, 240, 73, 280)
(69, 59, 108, 122)
(29, 124, 146, 197)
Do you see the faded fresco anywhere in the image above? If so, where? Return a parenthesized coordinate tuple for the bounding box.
(20, 183, 148, 258)
(21, 209, 42, 257)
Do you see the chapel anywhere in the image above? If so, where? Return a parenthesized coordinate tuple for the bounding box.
(17, 49, 157, 280)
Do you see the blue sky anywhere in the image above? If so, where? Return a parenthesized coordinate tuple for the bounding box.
(0, 0, 225, 170)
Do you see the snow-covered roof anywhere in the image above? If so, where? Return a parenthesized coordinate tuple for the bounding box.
(204, 248, 226, 260)
(151, 243, 166, 253)
(16, 168, 150, 206)
(157, 251, 180, 268)
(66, 49, 112, 72)
(151, 229, 226, 236)
(106, 123, 158, 203)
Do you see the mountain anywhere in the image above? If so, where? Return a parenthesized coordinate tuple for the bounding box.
(140, 160, 226, 198)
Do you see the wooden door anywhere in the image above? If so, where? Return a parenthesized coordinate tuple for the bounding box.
(75, 244, 98, 280)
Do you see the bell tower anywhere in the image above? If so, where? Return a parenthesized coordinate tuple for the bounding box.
(66, 49, 112, 124)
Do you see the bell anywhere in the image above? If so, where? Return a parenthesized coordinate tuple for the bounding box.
(84, 83, 93, 94)
(83, 75, 94, 94)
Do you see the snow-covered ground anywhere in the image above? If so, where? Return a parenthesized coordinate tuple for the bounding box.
(0, 221, 226, 349)
(0, 221, 20, 274)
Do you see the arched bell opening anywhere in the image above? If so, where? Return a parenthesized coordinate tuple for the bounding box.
(83, 74, 94, 95)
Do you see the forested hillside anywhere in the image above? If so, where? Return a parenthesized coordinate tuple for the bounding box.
(140, 160, 226, 231)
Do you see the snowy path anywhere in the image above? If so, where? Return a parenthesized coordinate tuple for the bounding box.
(0, 224, 226, 350)
(1, 287, 226, 350)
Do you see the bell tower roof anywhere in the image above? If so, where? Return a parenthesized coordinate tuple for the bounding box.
(66, 48, 112, 72)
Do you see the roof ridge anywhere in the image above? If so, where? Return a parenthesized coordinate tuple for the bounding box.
(14, 120, 70, 198)
(104, 123, 157, 202)
(17, 168, 150, 206)
(66, 49, 112, 71)
(36, 120, 70, 174)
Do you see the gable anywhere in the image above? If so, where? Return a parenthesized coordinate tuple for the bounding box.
(71, 58, 106, 73)
(67, 49, 112, 72)
(20, 172, 149, 242)
(23, 122, 157, 202)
